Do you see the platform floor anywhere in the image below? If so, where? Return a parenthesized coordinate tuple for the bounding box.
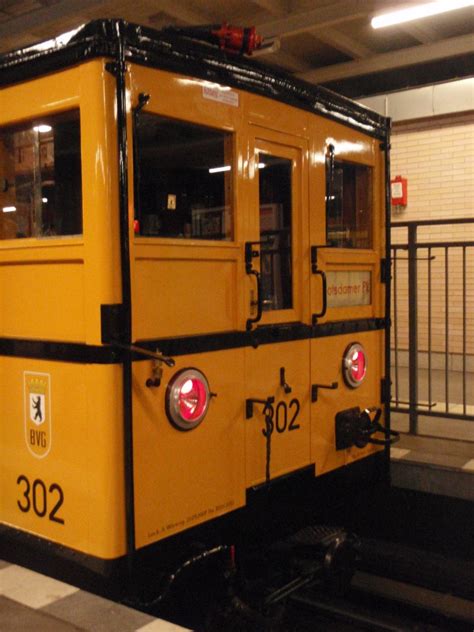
(389, 365, 474, 501)
(0, 560, 189, 632)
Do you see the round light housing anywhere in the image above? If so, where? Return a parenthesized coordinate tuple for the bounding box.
(343, 343, 367, 388)
(166, 368, 210, 430)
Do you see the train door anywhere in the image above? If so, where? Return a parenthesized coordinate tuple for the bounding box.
(309, 123, 386, 475)
(128, 66, 249, 548)
(244, 129, 311, 487)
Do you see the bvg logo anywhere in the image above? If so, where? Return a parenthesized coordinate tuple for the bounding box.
(24, 372, 52, 458)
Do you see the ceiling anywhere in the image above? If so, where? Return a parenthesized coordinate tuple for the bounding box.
(0, 0, 473, 98)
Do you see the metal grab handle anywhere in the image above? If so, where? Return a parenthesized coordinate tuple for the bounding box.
(369, 418, 400, 446)
(246, 269, 263, 331)
(245, 239, 273, 331)
(359, 408, 400, 447)
(112, 341, 175, 367)
(311, 244, 330, 324)
(312, 269, 327, 323)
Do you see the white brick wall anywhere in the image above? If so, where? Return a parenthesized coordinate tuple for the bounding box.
(390, 115, 474, 357)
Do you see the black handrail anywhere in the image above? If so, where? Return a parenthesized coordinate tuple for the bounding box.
(390, 217, 474, 431)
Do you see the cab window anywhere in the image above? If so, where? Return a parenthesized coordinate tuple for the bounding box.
(0, 110, 82, 240)
(259, 154, 293, 311)
(326, 154, 373, 249)
(134, 112, 233, 240)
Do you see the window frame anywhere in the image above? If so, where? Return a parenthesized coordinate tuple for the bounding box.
(325, 147, 374, 251)
(132, 110, 235, 244)
(0, 108, 83, 243)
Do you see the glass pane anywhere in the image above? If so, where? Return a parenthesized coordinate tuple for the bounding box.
(0, 110, 82, 240)
(259, 154, 292, 311)
(326, 159, 373, 249)
(134, 112, 232, 240)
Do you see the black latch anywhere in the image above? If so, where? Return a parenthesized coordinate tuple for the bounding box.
(380, 258, 390, 284)
(381, 377, 391, 404)
(246, 396, 275, 419)
(280, 367, 292, 394)
(101, 304, 126, 344)
(311, 381, 338, 403)
(105, 61, 119, 77)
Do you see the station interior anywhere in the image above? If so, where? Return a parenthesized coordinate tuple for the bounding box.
(0, 1, 473, 630)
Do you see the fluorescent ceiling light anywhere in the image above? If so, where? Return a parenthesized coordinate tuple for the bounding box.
(209, 165, 231, 174)
(2, 206, 16, 213)
(209, 163, 266, 174)
(371, 1, 474, 29)
(33, 124, 52, 133)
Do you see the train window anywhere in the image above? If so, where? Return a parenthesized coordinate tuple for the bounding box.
(258, 154, 293, 311)
(326, 154, 373, 249)
(0, 110, 82, 240)
(134, 112, 233, 240)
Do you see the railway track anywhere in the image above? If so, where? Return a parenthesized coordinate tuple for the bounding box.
(287, 570, 474, 631)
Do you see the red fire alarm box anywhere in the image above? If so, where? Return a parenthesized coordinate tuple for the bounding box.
(391, 175, 407, 206)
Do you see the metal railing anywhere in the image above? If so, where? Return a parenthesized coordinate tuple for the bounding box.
(390, 218, 474, 434)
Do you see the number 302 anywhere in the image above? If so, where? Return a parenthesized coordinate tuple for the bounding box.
(262, 398, 301, 437)
(17, 475, 65, 525)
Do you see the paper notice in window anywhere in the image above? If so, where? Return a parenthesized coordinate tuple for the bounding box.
(326, 271, 371, 307)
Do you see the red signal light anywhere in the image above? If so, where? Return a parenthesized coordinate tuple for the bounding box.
(166, 368, 210, 430)
(343, 343, 367, 388)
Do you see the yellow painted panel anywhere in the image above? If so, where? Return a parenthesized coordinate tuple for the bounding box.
(79, 61, 123, 343)
(247, 94, 309, 139)
(129, 65, 242, 132)
(309, 117, 378, 169)
(0, 359, 125, 559)
(0, 60, 121, 346)
(132, 349, 246, 548)
(244, 340, 311, 487)
(0, 262, 85, 341)
(0, 68, 80, 126)
(310, 330, 384, 476)
(134, 256, 238, 338)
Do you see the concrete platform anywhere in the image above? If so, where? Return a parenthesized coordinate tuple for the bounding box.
(389, 360, 474, 500)
(390, 413, 474, 500)
(0, 560, 189, 632)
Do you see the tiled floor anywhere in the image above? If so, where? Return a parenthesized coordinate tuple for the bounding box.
(0, 561, 189, 632)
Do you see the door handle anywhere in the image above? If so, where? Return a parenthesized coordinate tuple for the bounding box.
(311, 244, 330, 324)
(245, 239, 273, 331)
(247, 269, 263, 331)
(312, 269, 327, 324)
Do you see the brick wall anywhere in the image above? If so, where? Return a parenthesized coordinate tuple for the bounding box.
(390, 113, 474, 359)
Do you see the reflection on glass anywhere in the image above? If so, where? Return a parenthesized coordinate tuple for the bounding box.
(134, 113, 233, 240)
(258, 154, 293, 311)
(326, 157, 373, 249)
(0, 110, 82, 240)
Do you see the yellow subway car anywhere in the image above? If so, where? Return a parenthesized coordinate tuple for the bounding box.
(0, 19, 396, 613)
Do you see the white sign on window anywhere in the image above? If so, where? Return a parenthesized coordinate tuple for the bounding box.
(326, 271, 371, 307)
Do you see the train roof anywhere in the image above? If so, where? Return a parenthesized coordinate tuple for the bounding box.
(0, 19, 389, 139)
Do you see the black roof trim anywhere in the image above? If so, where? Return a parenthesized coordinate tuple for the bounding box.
(0, 19, 389, 139)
